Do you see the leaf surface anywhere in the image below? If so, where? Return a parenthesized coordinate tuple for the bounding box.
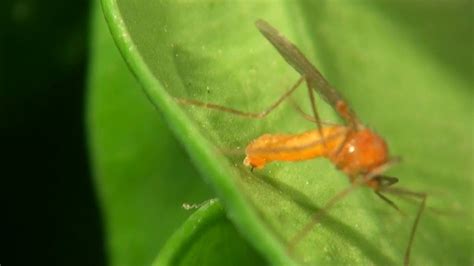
(101, 1, 473, 265)
(155, 199, 265, 266)
(88, 2, 213, 265)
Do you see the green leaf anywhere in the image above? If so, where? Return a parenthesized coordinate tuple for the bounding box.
(155, 199, 265, 266)
(87, 1, 213, 265)
(101, 0, 473, 265)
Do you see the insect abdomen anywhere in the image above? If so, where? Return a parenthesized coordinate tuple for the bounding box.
(244, 126, 347, 168)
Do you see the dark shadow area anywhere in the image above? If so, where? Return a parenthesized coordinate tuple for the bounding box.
(1, 0, 105, 265)
(297, 0, 473, 89)
(368, 0, 473, 86)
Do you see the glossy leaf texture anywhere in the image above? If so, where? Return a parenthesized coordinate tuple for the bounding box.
(101, 0, 473, 265)
(155, 199, 266, 266)
(87, 1, 213, 265)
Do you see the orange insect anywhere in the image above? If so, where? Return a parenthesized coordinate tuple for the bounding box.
(177, 19, 427, 266)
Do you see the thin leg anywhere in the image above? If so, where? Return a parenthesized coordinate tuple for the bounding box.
(176, 76, 305, 119)
(288, 96, 315, 123)
(288, 177, 371, 250)
(387, 192, 460, 217)
(374, 191, 405, 216)
(366, 175, 404, 214)
(287, 96, 340, 127)
(307, 80, 325, 142)
(381, 187, 427, 266)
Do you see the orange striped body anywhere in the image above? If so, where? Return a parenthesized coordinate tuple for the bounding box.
(244, 126, 389, 177)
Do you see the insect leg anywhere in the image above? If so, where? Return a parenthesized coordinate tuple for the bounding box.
(287, 96, 341, 127)
(287, 96, 316, 123)
(176, 76, 304, 119)
(372, 176, 406, 216)
(306, 78, 326, 144)
(288, 174, 399, 251)
(380, 186, 427, 266)
(288, 178, 370, 250)
(256, 19, 360, 125)
(374, 190, 405, 215)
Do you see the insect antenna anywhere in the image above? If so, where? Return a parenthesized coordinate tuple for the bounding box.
(369, 175, 406, 220)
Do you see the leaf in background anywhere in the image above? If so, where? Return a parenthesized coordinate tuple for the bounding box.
(155, 199, 265, 266)
(101, 0, 473, 265)
(87, 1, 214, 265)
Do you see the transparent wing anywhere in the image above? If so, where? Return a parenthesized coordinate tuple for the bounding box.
(255, 19, 358, 124)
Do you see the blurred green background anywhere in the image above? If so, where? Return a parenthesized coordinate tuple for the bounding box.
(2, 0, 473, 265)
(2, 0, 105, 265)
(3, 0, 215, 265)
